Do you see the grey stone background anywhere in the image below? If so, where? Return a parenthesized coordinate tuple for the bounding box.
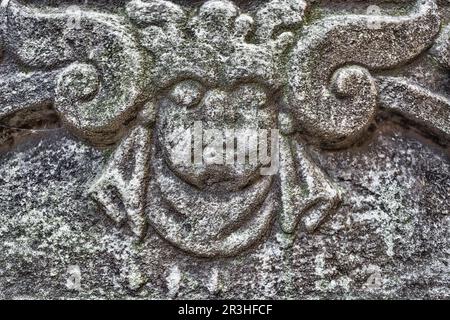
(0, 0, 449, 299)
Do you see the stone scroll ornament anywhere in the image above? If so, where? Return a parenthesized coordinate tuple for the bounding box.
(0, 0, 448, 257)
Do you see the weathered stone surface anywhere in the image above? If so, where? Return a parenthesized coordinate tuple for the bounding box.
(0, 0, 448, 299)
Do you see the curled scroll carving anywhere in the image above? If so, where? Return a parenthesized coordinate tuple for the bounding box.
(286, 0, 440, 148)
(2, 0, 148, 145)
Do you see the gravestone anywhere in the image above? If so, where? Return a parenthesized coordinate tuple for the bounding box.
(0, 0, 448, 299)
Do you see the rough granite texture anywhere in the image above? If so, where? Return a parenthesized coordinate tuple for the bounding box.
(0, 0, 449, 299)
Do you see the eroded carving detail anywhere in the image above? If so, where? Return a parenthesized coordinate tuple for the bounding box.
(0, 0, 448, 258)
(1, 0, 149, 145)
(286, 0, 440, 148)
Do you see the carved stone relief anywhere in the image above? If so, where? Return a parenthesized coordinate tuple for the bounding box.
(0, 0, 448, 298)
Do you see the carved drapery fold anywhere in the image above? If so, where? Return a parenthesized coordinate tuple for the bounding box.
(286, 0, 440, 148)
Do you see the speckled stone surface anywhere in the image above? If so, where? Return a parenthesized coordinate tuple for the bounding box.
(0, 0, 449, 299)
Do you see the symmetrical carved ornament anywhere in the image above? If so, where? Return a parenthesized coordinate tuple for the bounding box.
(0, 0, 448, 257)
